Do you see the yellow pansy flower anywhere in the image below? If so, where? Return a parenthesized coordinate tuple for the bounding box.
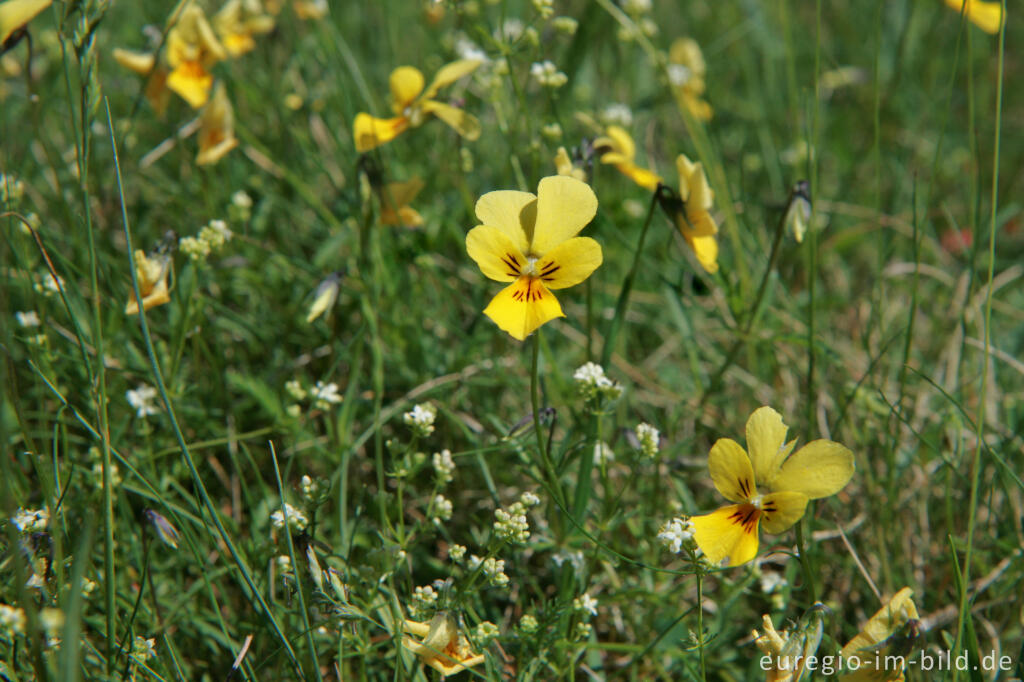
(112, 49, 171, 116)
(379, 178, 425, 228)
(690, 406, 855, 567)
(944, 0, 1004, 34)
(0, 0, 50, 47)
(196, 82, 238, 165)
(213, 0, 275, 57)
(592, 125, 661, 191)
(353, 60, 481, 152)
(402, 613, 485, 677)
(668, 37, 713, 121)
(125, 250, 172, 315)
(840, 588, 921, 681)
(165, 5, 228, 109)
(466, 175, 601, 341)
(554, 146, 587, 182)
(674, 154, 720, 273)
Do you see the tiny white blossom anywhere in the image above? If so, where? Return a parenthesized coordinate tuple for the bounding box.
(270, 503, 308, 531)
(126, 384, 160, 418)
(311, 381, 343, 409)
(455, 35, 489, 63)
(432, 494, 453, 522)
(593, 441, 615, 464)
(494, 507, 530, 543)
(475, 621, 500, 641)
(759, 570, 787, 595)
(200, 219, 232, 249)
(179, 235, 211, 261)
(130, 636, 157, 663)
(449, 544, 467, 562)
(667, 63, 693, 87)
(635, 422, 660, 458)
(15, 311, 40, 327)
(573, 362, 622, 401)
(600, 103, 633, 127)
(496, 18, 524, 42)
(285, 379, 307, 401)
(403, 403, 437, 437)
(433, 449, 455, 484)
(519, 491, 541, 507)
(231, 190, 253, 208)
(657, 517, 695, 554)
(530, 61, 568, 89)
(11, 508, 48, 533)
(0, 604, 27, 635)
(574, 592, 598, 618)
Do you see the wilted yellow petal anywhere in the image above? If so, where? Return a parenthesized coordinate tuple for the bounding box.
(389, 65, 425, 110)
(531, 236, 602, 290)
(112, 48, 156, 75)
(745, 406, 791, 484)
(530, 175, 598, 255)
(482, 277, 563, 341)
(474, 190, 535, 252)
(841, 588, 919, 659)
(466, 225, 526, 283)
(196, 82, 238, 165)
(419, 100, 481, 141)
(759, 491, 809, 534)
(771, 440, 855, 499)
(707, 438, 756, 503)
(681, 160, 713, 211)
(0, 0, 50, 45)
(690, 505, 760, 567)
(422, 59, 480, 99)
(379, 178, 424, 227)
(353, 113, 409, 152)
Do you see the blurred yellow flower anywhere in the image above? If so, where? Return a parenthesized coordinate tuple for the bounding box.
(690, 406, 855, 567)
(306, 271, 341, 323)
(125, 250, 171, 315)
(944, 0, 1004, 34)
(213, 0, 275, 57)
(840, 588, 922, 681)
(554, 147, 587, 182)
(196, 82, 238, 165)
(165, 5, 228, 108)
(293, 0, 328, 20)
(353, 60, 481, 152)
(112, 48, 171, 116)
(593, 126, 661, 191)
(379, 178, 425, 228)
(466, 175, 601, 341)
(0, 0, 50, 46)
(673, 154, 719, 273)
(668, 37, 712, 121)
(402, 613, 485, 677)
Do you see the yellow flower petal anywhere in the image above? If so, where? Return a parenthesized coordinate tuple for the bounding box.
(771, 440, 855, 499)
(676, 210, 719, 273)
(532, 236, 602, 290)
(474, 190, 535, 252)
(112, 48, 156, 75)
(353, 112, 409, 152)
(530, 175, 598, 255)
(0, 0, 50, 44)
(166, 61, 213, 109)
(685, 231, 719, 274)
(707, 438, 756, 503)
(466, 225, 527, 283)
(841, 588, 919, 659)
(422, 58, 481, 99)
(617, 162, 661, 191)
(197, 82, 238, 165)
(759, 491, 809, 534)
(679, 158, 713, 210)
(745, 406, 792, 485)
(379, 178, 424, 227)
(945, 0, 1004, 34)
(419, 100, 481, 141)
(482, 277, 563, 341)
(596, 125, 636, 161)
(690, 504, 761, 567)
(389, 65, 425, 110)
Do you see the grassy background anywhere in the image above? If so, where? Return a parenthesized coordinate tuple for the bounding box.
(2, 0, 1021, 679)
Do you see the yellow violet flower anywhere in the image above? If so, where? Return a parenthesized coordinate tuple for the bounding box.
(165, 5, 228, 109)
(840, 588, 921, 681)
(668, 37, 713, 121)
(690, 406, 855, 567)
(196, 82, 239, 165)
(125, 250, 172, 315)
(213, 0, 275, 57)
(353, 60, 481, 152)
(402, 613, 485, 677)
(0, 0, 51, 46)
(379, 178, 425, 228)
(554, 146, 587, 182)
(593, 126, 661, 191)
(674, 154, 720, 273)
(466, 175, 601, 341)
(944, 0, 1005, 34)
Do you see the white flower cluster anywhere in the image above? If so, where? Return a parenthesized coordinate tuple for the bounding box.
(494, 491, 541, 543)
(519, 614, 539, 633)
(310, 381, 343, 409)
(475, 621, 500, 642)
(0, 172, 25, 201)
(403, 403, 437, 437)
(635, 422, 660, 458)
(180, 219, 233, 261)
(530, 61, 568, 89)
(300, 475, 320, 503)
(130, 636, 157, 663)
(657, 517, 696, 554)
(11, 507, 48, 534)
(126, 384, 160, 418)
(600, 103, 634, 127)
(531, 0, 554, 19)
(432, 494, 453, 523)
(449, 544, 467, 562)
(470, 555, 509, 588)
(0, 604, 26, 635)
(433, 449, 455, 484)
(34, 271, 64, 297)
(412, 584, 438, 616)
(573, 592, 598, 618)
(230, 190, 253, 221)
(593, 441, 615, 464)
(573, 362, 623, 401)
(270, 503, 309, 532)
(15, 311, 40, 327)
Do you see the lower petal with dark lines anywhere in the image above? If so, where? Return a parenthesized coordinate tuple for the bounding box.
(482, 277, 564, 341)
(690, 504, 761, 567)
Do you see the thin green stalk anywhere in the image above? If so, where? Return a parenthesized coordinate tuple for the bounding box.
(600, 190, 658, 367)
(795, 517, 818, 603)
(805, 0, 822, 429)
(531, 333, 563, 507)
(953, 4, 1004, 673)
(695, 572, 706, 682)
(106, 101, 304, 677)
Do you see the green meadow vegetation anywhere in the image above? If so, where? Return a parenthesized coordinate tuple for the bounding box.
(1, 0, 1021, 679)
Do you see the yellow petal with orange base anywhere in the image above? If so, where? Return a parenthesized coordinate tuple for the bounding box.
(690, 504, 760, 567)
(466, 225, 527, 284)
(707, 438, 756, 503)
(483, 277, 563, 341)
(353, 112, 409, 152)
(167, 61, 213, 109)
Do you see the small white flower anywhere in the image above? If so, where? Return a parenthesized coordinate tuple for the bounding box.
(432, 494, 453, 522)
(270, 503, 309, 531)
(496, 18, 524, 42)
(130, 636, 157, 663)
(231, 190, 253, 208)
(15, 311, 40, 327)
(285, 379, 307, 401)
(449, 544, 467, 562)
(0, 604, 27, 635)
(34, 271, 64, 296)
(759, 570, 787, 595)
(126, 384, 160, 418)
(635, 422, 660, 458)
(455, 35, 489, 63)
(600, 103, 633, 127)
(403, 403, 437, 436)
(179, 235, 211, 261)
(11, 507, 48, 533)
(657, 517, 695, 554)
(573, 362, 622, 401)
(519, 614, 539, 632)
(475, 621, 500, 641)
(552, 16, 578, 34)
(593, 442, 615, 464)
(574, 592, 598, 618)
(519, 491, 541, 507)
(530, 61, 568, 89)
(667, 63, 693, 87)
(494, 507, 530, 543)
(433, 449, 455, 484)
(311, 381, 342, 408)
(200, 219, 233, 249)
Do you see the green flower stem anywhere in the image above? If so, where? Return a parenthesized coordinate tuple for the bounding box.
(600, 190, 659, 368)
(531, 333, 564, 508)
(795, 518, 818, 603)
(696, 570, 707, 682)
